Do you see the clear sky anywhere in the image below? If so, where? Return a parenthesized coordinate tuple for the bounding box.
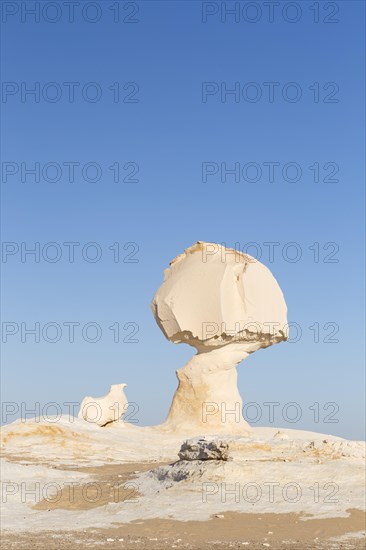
(1, 1, 365, 440)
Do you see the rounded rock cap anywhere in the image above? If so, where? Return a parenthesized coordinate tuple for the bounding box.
(151, 241, 288, 351)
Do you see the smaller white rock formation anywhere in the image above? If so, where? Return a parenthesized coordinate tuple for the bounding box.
(78, 383, 128, 427)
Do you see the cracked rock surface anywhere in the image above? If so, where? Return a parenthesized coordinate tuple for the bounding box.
(178, 437, 231, 461)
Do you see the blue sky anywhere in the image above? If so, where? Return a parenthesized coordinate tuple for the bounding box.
(1, 1, 365, 439)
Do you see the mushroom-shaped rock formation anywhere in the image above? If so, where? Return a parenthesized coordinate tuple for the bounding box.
(151, 242, 287, 434)
(78, 383, 128, 427)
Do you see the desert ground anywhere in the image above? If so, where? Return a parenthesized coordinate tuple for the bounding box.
(1, 419, 365, 549)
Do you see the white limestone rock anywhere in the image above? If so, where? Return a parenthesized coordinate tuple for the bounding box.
(151, 241, 287, 351)
(151, 242, 288, 434)
(273, 430, 289, 440)
(78, 383, 128, 427)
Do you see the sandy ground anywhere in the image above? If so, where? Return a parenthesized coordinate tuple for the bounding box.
(1, 421, 365, 549)
(1, 517, 365, 549)
(1, 461, 365, 549)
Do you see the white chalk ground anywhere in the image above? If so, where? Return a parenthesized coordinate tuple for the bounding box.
(1, 416, 365, 535)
